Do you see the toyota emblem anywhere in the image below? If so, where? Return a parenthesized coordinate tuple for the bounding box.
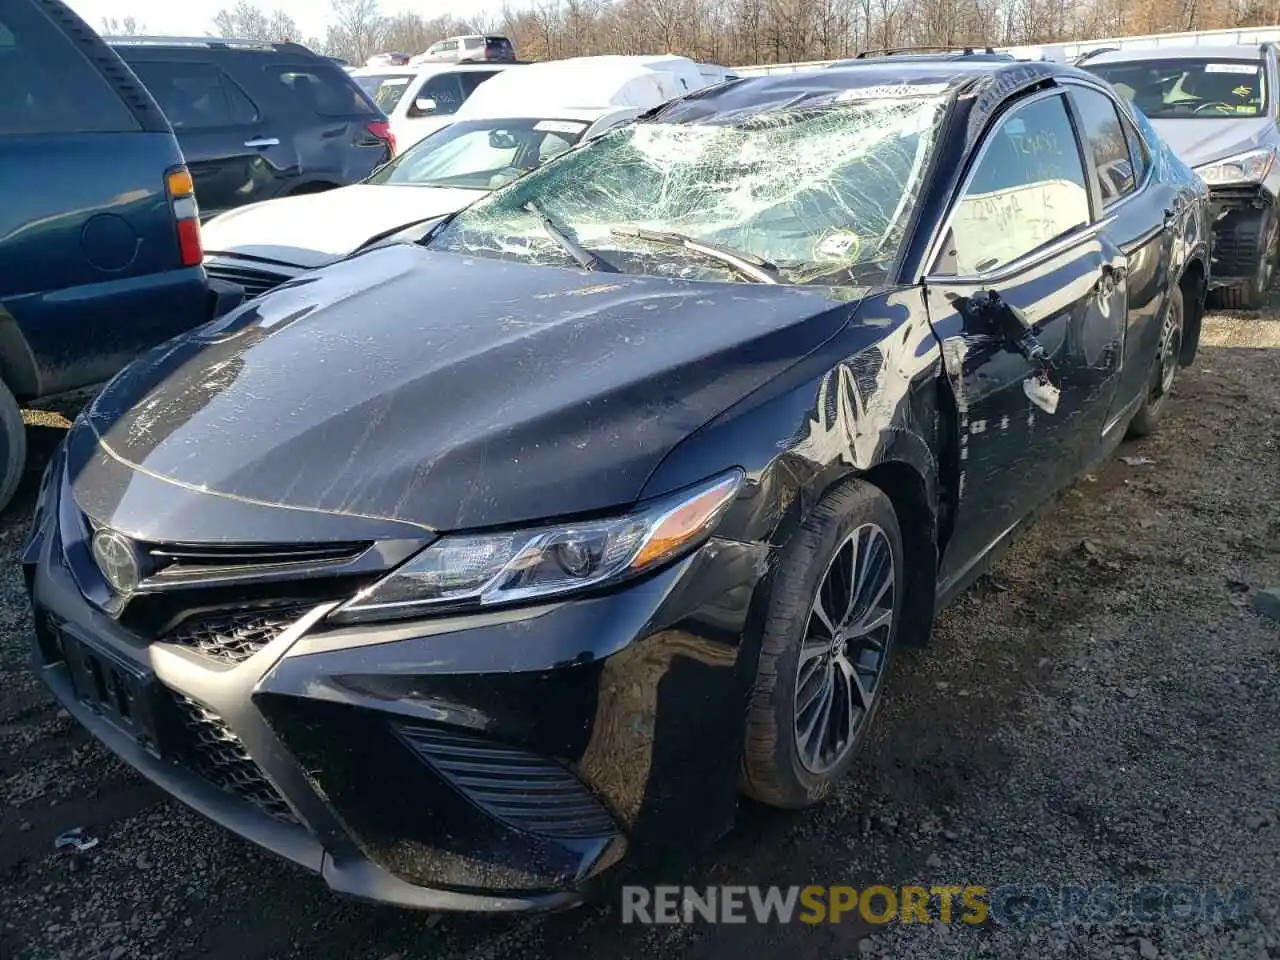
(91, 529, 142, 596)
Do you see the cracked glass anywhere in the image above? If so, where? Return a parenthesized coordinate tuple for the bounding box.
(428, 95, 949, 287)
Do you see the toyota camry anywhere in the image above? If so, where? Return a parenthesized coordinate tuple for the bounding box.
(26, 59, 1208, 911)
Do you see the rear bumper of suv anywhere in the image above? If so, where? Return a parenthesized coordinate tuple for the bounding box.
(25, 446, 766, 911)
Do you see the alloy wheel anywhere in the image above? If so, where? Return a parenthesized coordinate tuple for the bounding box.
(1153, 300, 1182, 402)
(793, 522, 895, 774)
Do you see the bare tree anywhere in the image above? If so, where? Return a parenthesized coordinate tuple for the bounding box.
(100, 15, 144, 35)
(211, 2, 298, 40)
(326, 0, 388, 65)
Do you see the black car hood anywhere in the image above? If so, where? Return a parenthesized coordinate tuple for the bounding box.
(78, 244, 852, 534)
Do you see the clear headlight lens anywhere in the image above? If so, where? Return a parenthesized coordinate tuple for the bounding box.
(331, 470, 744, 624)
(1195, 148, 1275, 186)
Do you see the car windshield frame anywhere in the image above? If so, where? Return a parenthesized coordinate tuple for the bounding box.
(427, 95, 950, 288)
(1087, 57, 1269, 119)
(354, 72, 417, 112)
(366, 116, 592, 190)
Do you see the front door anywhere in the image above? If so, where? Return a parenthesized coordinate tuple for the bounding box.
(923, 90, 1127, 589)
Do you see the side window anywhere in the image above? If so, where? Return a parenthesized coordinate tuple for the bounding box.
(0, 6, 138, 135)
(934, 94, 1091, 277)
(412, 73, 464, 116)
(128, 61, 244, 129)
(459, 70, 499, 96)
(267, 66, 371, 118)
(1121, 111, 1151, 184)
(1073, 87, 1138, 206)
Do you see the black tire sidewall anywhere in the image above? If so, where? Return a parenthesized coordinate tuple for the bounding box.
(1129, 283, 1184, 438)
(0, 379, 25, 515)
(742, 480, 904, 808)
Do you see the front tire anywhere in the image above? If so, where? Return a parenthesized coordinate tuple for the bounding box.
(740, 479, 903, 809)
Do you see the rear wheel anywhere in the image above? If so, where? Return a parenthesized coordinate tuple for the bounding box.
(1127, 284, 1183, 439)
(740, 480, 903, 809)
(0, 379, 26, 515)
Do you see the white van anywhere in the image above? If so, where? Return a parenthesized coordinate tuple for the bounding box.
(201, 59, 702, 296)
(350, 62, 519, 152)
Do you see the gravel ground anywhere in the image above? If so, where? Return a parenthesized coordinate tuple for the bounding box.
(1, 308, 1277, 960)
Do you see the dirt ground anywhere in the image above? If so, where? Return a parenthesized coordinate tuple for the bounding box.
(0, 305, 1277, 960)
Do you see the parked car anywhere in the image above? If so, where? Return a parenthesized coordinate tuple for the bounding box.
(27, 58, 1208, 912)
(1081, 43, 1280, 308)
(0, 0, 215, 513)
(202, 59, 701, 295)
(411, 34, 517, 65)
(106, 36, 395, 219)
(350, 61, 516, 152)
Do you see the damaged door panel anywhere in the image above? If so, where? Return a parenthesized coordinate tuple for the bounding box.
(922, 90, 1125, 590)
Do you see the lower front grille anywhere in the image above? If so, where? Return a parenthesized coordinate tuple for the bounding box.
(163, 606, 310, 664)
(205, 262, 292, 299)
(172, 694, 297, 824)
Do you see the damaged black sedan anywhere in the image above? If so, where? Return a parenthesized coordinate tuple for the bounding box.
(26, 60, 1209, 911)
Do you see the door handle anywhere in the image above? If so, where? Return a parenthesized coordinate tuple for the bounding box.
(244, 137, 280, 148)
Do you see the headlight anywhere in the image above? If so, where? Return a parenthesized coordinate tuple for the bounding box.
(331, 470, 744, 624)
(1195, 148, 1275, 186)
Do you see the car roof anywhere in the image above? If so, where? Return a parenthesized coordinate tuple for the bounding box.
(351, 62, 518, 78)
(1085, 44, 1264, 64)
(651, 59, 1103, 145)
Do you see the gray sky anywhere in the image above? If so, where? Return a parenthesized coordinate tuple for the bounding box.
(66, 0, 491, 42)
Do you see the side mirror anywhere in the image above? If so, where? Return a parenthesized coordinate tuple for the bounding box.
(488, 130, 518, 149)
(414, 97, 437, 114)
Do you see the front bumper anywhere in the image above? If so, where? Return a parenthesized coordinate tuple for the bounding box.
(24, 448, 769, 911)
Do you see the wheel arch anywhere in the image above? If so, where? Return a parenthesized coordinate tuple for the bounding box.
(1176, 255, 1207, 367)
(0, 307, 43, 400)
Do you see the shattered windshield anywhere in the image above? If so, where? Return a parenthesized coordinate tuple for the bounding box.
(367, 117, 590, 190)
(428, 96, 948, 287)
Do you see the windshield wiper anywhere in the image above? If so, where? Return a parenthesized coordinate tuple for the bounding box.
(525, 200, 618, 272)
(610, 227, 781, 284)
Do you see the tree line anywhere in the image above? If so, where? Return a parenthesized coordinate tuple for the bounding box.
(116, 0, 1280, 68)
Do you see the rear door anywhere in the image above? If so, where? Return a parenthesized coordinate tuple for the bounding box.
(263, 60, 390, 187)
(1067, 82, 1177, 427)
(922, 90, 1127, 589)
(121, 56, 264, 216)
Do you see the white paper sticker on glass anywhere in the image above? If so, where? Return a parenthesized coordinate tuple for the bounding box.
(1205, 63, 1258, 74)
(534, 120, 590, 134)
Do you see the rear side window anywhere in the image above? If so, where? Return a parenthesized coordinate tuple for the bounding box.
(1072, 86, 1138, 206)
(267, 64, 375, 117)
(127, 60, 259, 128)
(459, 70, 500, 96)
(463, 38, 484, 50)
(486, 38, 514, 58)
(0, 5, 138, 135)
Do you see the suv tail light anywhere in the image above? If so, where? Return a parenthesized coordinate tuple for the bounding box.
(166, 166, 203, 267)
(367, 120, 396, 156)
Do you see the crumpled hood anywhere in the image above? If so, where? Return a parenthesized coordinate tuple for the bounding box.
(78, 244, 852, 533)
(201, 184, 484, 270)
(1150, 117, 1274, 169)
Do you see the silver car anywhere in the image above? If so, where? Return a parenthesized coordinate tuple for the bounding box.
(1082, 43, 1280, 308)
